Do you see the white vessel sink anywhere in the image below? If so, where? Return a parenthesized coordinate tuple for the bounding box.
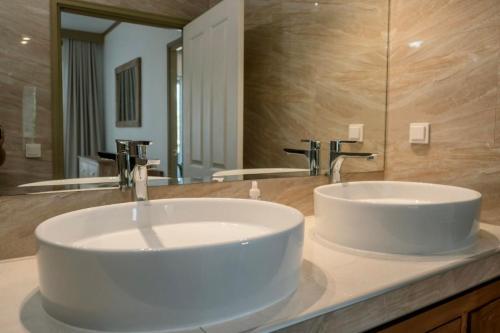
(314, 181, 481, 255)
(36, 198, 304, 332)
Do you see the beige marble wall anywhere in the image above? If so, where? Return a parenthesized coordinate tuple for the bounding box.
(0, 0, 209, 189)
(243, 0, 388, 173)
(3, 0, 500, 261)
(385, 0, 500, 225)
(0, 172, 383, 260)
(0, 176, 326, 260)
(0, 0, 387, 261)
(0, 0, 53, 188)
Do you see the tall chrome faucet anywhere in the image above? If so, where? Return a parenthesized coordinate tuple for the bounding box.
(115, 139, 152, 201)
(329, 140, 375, 183)
(284, 139, 321, 176)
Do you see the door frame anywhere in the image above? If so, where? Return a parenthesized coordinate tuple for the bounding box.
(50, 0, 190, 178)
(166, 37, 183, 178)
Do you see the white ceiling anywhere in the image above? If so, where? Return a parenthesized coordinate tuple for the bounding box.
(61, 12, 116, 33)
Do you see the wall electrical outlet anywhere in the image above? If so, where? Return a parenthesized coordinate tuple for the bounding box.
(409, 123, 430, 144)
(348, 124, 364, 142)
(25, 143, 41, 158)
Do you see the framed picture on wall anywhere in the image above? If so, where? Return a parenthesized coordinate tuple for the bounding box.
(115, 57, 141, 127)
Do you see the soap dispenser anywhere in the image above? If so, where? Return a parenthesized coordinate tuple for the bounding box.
(249, 181, 261, 200)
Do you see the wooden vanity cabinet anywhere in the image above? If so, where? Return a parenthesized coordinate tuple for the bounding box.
(374, 278, 500, 333)
(469, 298, 500, 332)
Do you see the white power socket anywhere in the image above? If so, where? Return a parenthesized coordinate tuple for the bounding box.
(409, 123, 430, 144)
(25, 143, 41, 158)
(348, 124, 364, 142)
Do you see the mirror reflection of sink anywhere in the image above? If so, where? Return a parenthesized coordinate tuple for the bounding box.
(314, 181, 482, 255)
(18, 176, 169, 188)
(35, 198, 304, 332)
(212, 168, 309, 181)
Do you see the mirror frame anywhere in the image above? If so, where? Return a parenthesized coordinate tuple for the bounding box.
(50, 0, 189, 179)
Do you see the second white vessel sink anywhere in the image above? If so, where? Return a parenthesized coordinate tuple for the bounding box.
(314, 181, 481, 255)
(36, 198, 304, 332)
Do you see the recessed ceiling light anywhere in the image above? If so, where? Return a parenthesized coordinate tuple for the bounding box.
(22, 36, 31, 41)
(20, 40, 28, 45)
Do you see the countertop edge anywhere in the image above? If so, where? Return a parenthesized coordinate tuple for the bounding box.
(270, 250, 500, 333)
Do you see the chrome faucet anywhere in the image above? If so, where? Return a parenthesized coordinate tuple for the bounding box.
(284, 139, 321, 176)
(115, 140, 153, 201)
(329, 140, 375, 183)
(116, 140, 133, 189)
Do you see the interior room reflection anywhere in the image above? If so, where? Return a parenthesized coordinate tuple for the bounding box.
(0, 0, 389, 193)
(59, 12, 180, 183)
(3, 1, 500, 332)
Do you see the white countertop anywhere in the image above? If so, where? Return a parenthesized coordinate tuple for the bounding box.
(1, 217, 499, 333)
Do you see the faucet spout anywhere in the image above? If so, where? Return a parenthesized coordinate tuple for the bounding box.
(284, 139, 321, 176)
(283, 148, 308, 156)
(328, 140, 375, 183)
(115, 140, 154, 201)
(132, 164, 149, 201)
(132, 143, 150, 201)
(116, 140, 132, 190)
(330, 153, 376, 183)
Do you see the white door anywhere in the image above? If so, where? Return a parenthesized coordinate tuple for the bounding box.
(182, 0, 244, 180)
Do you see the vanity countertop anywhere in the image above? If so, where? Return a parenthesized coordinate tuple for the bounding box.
(1, 216, 499, 333)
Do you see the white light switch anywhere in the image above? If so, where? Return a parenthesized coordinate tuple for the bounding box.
(348, 124, 364, 142)
(409, 123, 430, 144)
(25, 143, 41, 158)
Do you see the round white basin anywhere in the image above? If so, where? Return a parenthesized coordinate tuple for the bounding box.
(36, 198, 304, 332)
(314, 181, 481, 255)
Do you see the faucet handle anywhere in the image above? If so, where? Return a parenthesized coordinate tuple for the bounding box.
(331, 139, 358, 144)
(301, 139, 321, 150)
(330, 139, 358, 152)
(131, 140, 153, 146)
(130, 141, 152, 165)
(115, 139, 131, 153)
(146, 159, 161, 169)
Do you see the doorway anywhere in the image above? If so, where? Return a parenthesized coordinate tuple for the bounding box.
(167, 38, 183, 178)
(50, 0, 188, 179)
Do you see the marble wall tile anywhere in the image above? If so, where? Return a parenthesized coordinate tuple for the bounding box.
(243, 0, 389, 173)
(0, 0, 388, 260)
(4, 0, 500, 261)
(0, 0, 53, 188)
(386, 0, 500, 225)
(87, 0, 209, 19)
(0, 172, 384, 261)
(496, 13, 500, 147)
(0, 176, 328, 260)
(0, 0, 209, 189)
(208, 0, 223, 7)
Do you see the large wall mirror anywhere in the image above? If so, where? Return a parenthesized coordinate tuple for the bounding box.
(0, 0, 389, 195)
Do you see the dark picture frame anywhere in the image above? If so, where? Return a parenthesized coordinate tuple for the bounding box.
(115, 57, 141, 127)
